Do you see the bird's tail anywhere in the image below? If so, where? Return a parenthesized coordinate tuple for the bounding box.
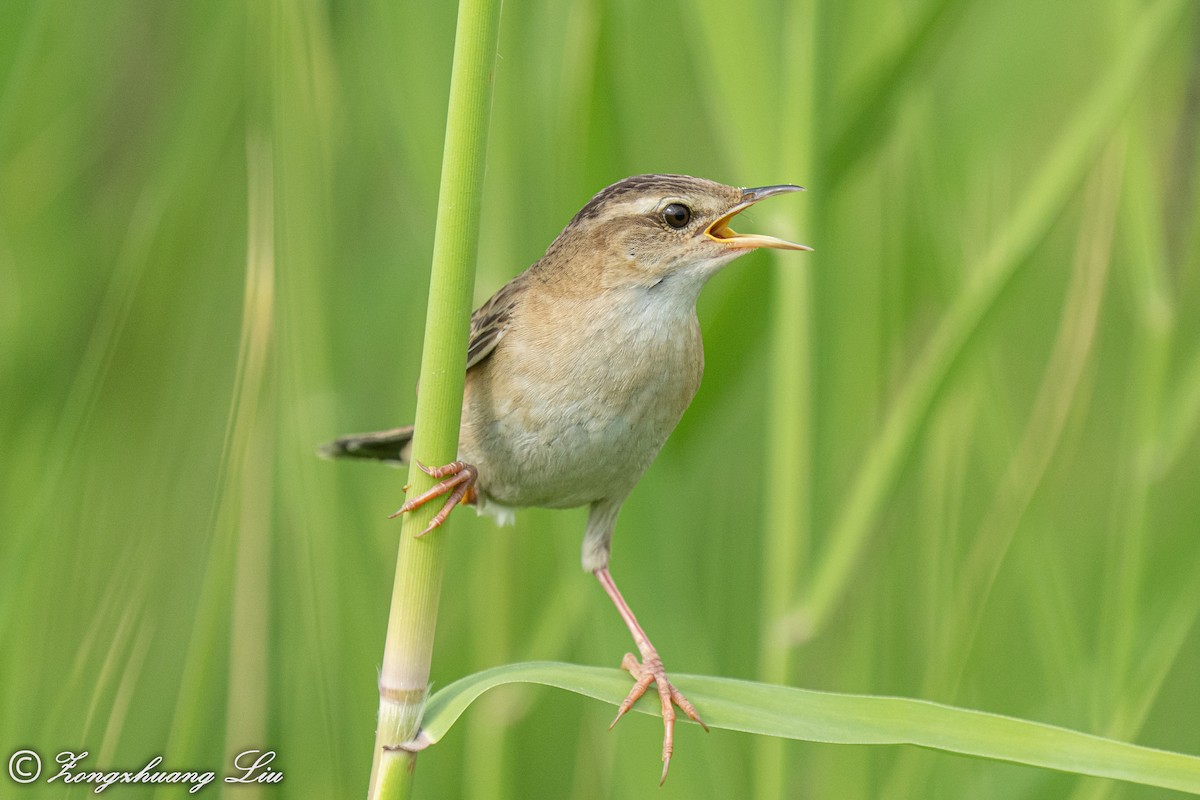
(318, 425, 414, 465)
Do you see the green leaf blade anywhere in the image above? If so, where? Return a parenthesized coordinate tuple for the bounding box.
(419, 662, 1200, 794)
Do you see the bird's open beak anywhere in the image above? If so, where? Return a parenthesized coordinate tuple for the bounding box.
(704, 184, 813, 251)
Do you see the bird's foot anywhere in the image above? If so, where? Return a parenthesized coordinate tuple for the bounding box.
(610, 650, 708, 785)
(388, 460, 478, 536)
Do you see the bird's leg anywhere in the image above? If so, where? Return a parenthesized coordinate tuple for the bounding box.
(389, 460, 478, 536)
(593, 565, 708, 784)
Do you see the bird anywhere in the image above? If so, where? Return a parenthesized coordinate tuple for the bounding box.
(321, 174, 810, 782)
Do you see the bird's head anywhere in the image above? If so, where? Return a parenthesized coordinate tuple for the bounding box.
(546, 174, 811, 291)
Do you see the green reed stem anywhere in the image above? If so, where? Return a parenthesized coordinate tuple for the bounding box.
(754, 2, 820, 798)
(366, 0, 503, 797)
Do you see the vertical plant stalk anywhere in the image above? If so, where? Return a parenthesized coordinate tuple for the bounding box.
(222, 133, 276, 800)
(755, 3, 819, 798)
(366, 0, 503, 797)
(1098, 121, 1174, 738)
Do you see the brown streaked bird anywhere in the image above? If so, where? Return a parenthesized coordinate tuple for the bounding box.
(322, 174, 810, 782)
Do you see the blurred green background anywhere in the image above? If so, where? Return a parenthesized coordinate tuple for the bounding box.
(2, 0, 1199, 798)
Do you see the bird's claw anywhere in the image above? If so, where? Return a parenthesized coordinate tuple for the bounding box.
(388, 460, 478, 536)
(610, 651, 707, 784)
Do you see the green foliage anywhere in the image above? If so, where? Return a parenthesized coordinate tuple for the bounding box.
(1, 0, 1198, 798)
(418, 662, 1200, 794)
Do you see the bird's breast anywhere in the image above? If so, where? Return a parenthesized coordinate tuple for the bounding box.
(460, 286, 704, 509)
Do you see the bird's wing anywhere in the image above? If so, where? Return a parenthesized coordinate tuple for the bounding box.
(466, 275, 523, 371)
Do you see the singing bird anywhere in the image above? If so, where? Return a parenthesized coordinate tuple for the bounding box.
(322, 174, 810, 781)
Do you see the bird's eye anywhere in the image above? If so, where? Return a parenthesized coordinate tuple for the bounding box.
(662, 203, 691, 229)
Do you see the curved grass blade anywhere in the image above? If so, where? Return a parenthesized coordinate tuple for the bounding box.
(413, 662, 1200, 794)
(800, 0, 1192, 634)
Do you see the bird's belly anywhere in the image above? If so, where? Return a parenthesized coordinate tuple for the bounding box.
(462, 353, 699, 509)
(467, 393, 675, 508)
